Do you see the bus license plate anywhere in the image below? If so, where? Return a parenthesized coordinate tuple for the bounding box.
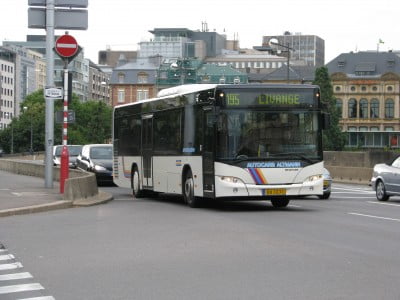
(266, 188, 286, 195)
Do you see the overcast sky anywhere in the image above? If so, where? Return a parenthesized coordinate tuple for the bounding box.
(0, 0, 398, 64)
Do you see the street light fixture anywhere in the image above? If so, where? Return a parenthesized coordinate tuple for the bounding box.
(268, 38, 294, 83)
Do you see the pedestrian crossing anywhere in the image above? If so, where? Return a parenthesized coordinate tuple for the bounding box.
(0, 245, 55, 300)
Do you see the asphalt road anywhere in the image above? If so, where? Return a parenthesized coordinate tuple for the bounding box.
(1, 182, 400, 300)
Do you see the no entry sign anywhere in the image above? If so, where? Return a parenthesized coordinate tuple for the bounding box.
(55, 34, 78, 58)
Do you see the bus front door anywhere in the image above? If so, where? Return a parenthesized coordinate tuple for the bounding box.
(202, 108, 215, 198)
(142, 115, 153, 189)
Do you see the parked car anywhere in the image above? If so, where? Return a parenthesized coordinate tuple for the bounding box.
(320, 167, 332, 199)
(0, 147, 3, 157)
(53, 145, 82, 168)
(76, 144, 113, 184)
(371, 156, 400, 201)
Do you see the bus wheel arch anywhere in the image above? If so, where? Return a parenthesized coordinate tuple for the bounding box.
(131, 164, 144, 198)
(182, 166, 201, 208)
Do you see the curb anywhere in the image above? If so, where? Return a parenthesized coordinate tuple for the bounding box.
(0, 200, 73, 217)
(72, 191, 114, 207)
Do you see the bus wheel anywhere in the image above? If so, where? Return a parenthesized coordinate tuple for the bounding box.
(132, 167, 143, 198)
(183, 170, 200, 208)
(271, 198, 290, 208)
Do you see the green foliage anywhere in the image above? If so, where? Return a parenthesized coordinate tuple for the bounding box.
(313, 67, 347, 151)
(0, 90, 112, 154)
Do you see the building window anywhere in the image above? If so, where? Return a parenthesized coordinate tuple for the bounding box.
(387, 85, 393, 92)
(348, 98, 357, 118)
(118, 73, 125, 84)
(335, 86, 341, 92)
(361, 86, 367, 92)
(118, 89, 125, 103)
(137, 73, 148, 84)
(350, 86, 356, 92)
(359, 99, 368, 118)
(137, 89, 148, 101)
(370, 99, 379, 118)
(385, 99, 394, 118)
(336, 98, 343, 118)
(372, 86, 378, 91)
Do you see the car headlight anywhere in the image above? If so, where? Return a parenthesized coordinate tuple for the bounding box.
(94, 165, 107, 171)
(307, 174, 323, 182)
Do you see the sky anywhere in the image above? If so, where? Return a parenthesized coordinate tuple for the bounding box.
(0, 0, 399, 64)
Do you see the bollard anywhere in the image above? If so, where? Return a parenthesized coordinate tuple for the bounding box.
(60, 145, 69, 194)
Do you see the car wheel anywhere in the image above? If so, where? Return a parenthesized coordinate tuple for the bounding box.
(183, 169, 201, 208)
(132, 167, 144, 198)
(376, 180, 389, 201)
(318, 192, 331, 199)
(271, 198, 290, 208)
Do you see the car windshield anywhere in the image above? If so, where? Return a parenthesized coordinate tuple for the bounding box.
(55, 145, 82, 156)
(216, 109, 321, 163)
(90, 146, 112, 159)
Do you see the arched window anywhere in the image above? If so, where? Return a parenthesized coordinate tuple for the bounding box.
(385, 99, 394, 118)
(348, 98, 357, 118)
(370, 99, 379, 118)
(359, 99, 368, 118)
(336, 98, 343, 118)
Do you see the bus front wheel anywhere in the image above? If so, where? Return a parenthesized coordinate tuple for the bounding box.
(271, 198, 290, 208)
(183, 170, 201, 208)
(132, 167, 144, 198)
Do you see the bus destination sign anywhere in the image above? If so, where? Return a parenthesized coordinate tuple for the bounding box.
(222, 89, 317, 107)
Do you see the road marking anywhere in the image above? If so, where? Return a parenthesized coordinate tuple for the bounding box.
(348, 212, 400, 222)
(333, 196, 376, 199)
(0, 254, 15, 261)
(0, 272, 33, 281)
(333, 190, 375, 194)
(0, 262, 23, 271)
(288, 204, 302, 208)
(0, 249, 7, 253)
(0, 188, 10, 191)
(367, 201, 400, 207)
(0, 283, 44, 295)
(18, 296, 55, 300)
(11, 192, 22, 197)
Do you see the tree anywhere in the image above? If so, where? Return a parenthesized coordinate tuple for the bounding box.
(0, 90, 113, 153)
(313, 67, 346, 151)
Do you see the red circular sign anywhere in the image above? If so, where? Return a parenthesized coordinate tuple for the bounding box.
(55, 34, 78, 58)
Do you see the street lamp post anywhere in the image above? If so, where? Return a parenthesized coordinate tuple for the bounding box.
(268, 38, 294, 83)
(5, 112, 13, 153)
(23, 106, 33, 154)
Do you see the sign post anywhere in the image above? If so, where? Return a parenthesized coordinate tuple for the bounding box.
(54, 33, 81, 194)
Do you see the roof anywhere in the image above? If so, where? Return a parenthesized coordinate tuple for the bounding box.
(248, 65, 316, 82)
(326, 51, 400, 76)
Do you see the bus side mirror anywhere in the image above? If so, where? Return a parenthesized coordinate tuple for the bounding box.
(322, 113, 331, 130)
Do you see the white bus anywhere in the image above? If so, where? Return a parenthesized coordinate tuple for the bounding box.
(113, 84, 327, 208)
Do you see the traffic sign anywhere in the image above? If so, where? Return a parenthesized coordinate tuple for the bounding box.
(45, 87, 63, 99)
(55, 34, 78, 58)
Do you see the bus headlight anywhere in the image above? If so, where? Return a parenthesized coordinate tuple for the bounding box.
(220, 176, 240, 183)
(307, 174, 323, 182)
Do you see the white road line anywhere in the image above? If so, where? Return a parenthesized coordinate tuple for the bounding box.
(0, 262, 23, 271)
(18, 296, 55, 300)
(0, 283, 44, 295)
(348, 212, 400, 222)
(367, 201, 400, 207)
(0, 249, 7, 253)
(0, 254, 15, 261)
(288, 204, 302, 208)
(0, 272, 33, 281)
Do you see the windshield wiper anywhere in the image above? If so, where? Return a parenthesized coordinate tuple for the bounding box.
(269, 152, 315, 164)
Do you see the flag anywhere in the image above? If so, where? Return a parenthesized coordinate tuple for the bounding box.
(379, 39, 384, 44)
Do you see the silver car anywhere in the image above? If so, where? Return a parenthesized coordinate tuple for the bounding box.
(371, 156, 400, 201)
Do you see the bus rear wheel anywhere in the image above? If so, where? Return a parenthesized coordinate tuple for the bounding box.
(132, 167, 144, 198)
(183, 169, 201, 208)
(271, 198, 290, 208)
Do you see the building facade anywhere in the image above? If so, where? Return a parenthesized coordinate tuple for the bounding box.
(262, 32, 325, 67)
(327, 51, 400, 148)
(0, 48, 16, 130)
(110, 57, 158, 107)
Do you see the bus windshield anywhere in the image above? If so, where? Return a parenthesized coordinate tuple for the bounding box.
(216, 109, 321, 163)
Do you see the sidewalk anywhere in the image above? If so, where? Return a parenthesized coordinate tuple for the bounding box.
(0, 169, 112, 217)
